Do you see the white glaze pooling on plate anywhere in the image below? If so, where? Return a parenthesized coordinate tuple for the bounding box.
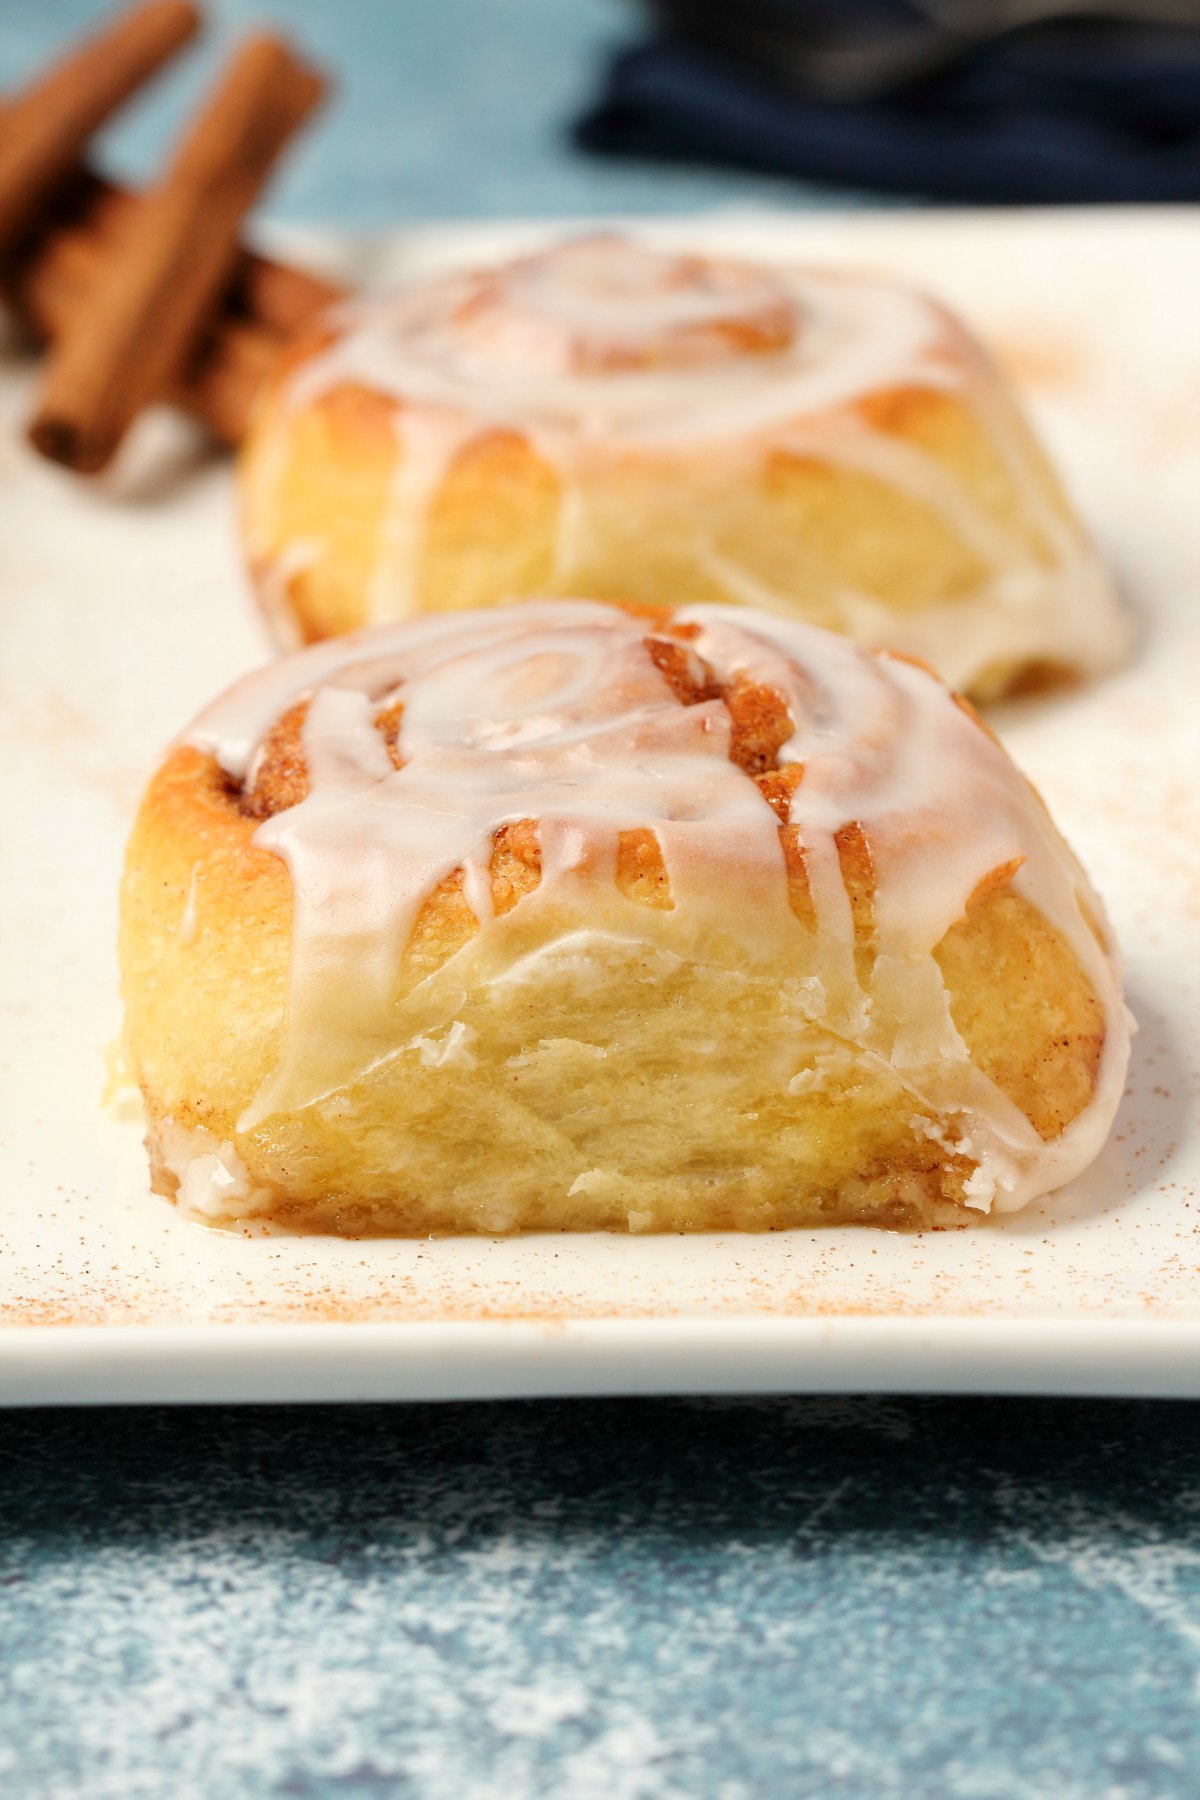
(186, 599, 1130, 1218)
(266, 235, 1129, 686)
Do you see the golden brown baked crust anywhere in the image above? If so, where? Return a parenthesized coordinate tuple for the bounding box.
(118, 599, 1124, 1235)
(240, 237, 1127, 697)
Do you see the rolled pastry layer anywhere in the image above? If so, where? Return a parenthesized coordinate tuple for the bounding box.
(241, 235, 1129, 699)
(119, 599, 1130, 1233)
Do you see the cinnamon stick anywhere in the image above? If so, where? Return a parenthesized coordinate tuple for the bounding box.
(4, 168, 345, 444)
(41, 167, 344, 336)
(10, 217, 283, 445)
(29, 33, 327, 472)
(0, 0, 200, 261)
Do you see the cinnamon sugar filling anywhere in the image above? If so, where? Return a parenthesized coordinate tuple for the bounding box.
(234, 621, 848, 931)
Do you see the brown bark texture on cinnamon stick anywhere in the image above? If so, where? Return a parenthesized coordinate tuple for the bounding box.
(5, 168, 346, 443)
(29, 32, 327, 472)
(0, 0, 200, 261)
(38, 169, 345, 337)
(12, 211, 295, 447)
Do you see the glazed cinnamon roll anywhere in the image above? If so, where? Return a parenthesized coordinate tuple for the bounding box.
(118, 599, 1129, 1234)
(240, 234, 1128, 700)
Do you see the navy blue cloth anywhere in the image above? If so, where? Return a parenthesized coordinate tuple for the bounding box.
(576, 30, 1200, 203)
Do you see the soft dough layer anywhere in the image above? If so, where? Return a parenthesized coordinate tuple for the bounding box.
(118, 600, 1128, 1234)
(240, 236, 1129, 699)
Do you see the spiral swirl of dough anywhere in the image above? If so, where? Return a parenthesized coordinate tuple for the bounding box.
(187, 599, 1129, 1214)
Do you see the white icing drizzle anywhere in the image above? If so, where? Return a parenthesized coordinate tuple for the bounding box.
(261, 234, 1130, 687)
(367, 410, 468, 621)
(155, 1117, 266, 1222)
(252, 539, 319, 654)
(186, 599, 1130, 1215)
(178, 862, 200, 945)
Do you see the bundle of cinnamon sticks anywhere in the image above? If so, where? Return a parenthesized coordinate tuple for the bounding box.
(0, 0, 348, 472)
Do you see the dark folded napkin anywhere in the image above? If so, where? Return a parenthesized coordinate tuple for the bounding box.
(576, 4, 1200, 203)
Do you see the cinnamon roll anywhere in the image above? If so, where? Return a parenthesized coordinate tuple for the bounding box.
(118, 599, 1129, 1235)
(240, 234, 1128, 699)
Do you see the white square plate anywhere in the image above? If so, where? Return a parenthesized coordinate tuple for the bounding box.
(2, 209, 1198, 1405)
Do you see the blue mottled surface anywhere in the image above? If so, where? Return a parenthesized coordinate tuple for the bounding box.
(0, 0, 884, 223)
(3, 1399, 1200, 1797)
(3, 6, 1194, 1795)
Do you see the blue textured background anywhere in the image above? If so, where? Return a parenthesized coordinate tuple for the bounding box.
(0, 0, 878, 223)
(2, 5, 1196, 1795)
(4, 1399, 1200, 1797)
